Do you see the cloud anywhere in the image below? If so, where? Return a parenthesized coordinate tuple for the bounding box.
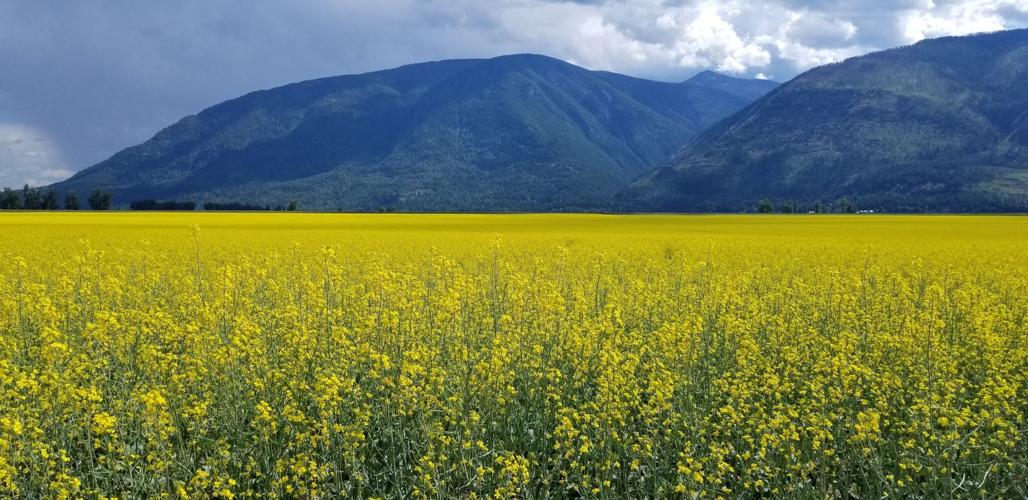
(899, 0, 1025, 42)
(0, 123, 72, 188)
(786, 12, 858, 48)
(674, 6, 773, 74)
(0, 0, 1026, 183)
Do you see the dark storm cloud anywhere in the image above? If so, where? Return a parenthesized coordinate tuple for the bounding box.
(1, 0, 1026, 186)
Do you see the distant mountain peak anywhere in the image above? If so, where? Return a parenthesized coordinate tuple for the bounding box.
(685, 70, 726, 82)
(683, 70, 779, 102)
(686, 70, 772, 84)
(488, 53, 565, 63)
(463, 53, 584, 77)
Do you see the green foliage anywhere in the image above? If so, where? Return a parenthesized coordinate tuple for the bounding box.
(41, 189, 59, 210)
(22, 185, 43, 210)
(203, 202, 271, 211)
(88, 189, 113, 210)
(64, 192, 80, 210)
(129, 199, 196, 211)
(836, 197, 856, 214)
(0, 188, 21, 209)
(0, 186, 62, 210)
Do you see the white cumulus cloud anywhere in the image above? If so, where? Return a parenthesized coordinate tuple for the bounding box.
(900, 0, 1023, 42)
(0, 123, 73, 188)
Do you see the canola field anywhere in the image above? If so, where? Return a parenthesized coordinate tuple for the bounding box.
(0, 212, 1026, 498)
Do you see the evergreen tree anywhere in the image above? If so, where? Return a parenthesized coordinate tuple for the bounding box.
(88, 189, 113, 210)
(757, 198, 773, 213)
(22, 185, 43, 210)
(64, 192, 80, 210)
(42, 189, 59, 210)
(0, 188, 21, 209)
(837, 197, 856, 213)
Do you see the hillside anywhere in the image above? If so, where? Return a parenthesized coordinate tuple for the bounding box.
(630, 29, 1028, 212)
(53, 55, 776, 211)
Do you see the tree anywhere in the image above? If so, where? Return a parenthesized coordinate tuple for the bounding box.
(130, 199, 196, 211)
(813, 201, 824, 214)
(204, 202, 271, 211)
(757, 198, 773, 213)
(779, 200, 795, 213)
(42, 189, 59, 210)
(287, 200, 298, 211)
(22, 185, 43, 210)
(64, 192, 80, 210)
(836, 197, 856, 214)
(88, 189, 113, 210)
(0, 188, 21, 209)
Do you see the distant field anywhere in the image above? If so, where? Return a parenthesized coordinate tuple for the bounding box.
(1, 213, 1025, 497)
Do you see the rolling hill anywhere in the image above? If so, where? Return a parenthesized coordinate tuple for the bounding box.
(52, 54, 776, 211)
(631, 29, 1028, 212)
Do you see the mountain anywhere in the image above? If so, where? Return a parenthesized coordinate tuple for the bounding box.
(53, 54, 776, 211)
(631, 29, 1028, 212)
(684, 70, 778, 102)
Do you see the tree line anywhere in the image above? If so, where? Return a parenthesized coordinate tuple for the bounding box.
(755, 197, 863, 214)
(0, 186, 112, 210)
(129, 200, 196, 211)
(0, 185, 304, 212)
(0, 186, 865, 214)
(203, 201, 299, 211)
(129, 200, 299, 211)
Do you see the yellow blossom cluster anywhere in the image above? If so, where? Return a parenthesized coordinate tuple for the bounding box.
(0, 212, 1025, 498)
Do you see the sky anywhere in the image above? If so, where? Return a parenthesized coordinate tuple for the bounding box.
(2, 0, 1027, 188)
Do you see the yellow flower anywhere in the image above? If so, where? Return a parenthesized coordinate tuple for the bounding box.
(91, 413, 117, 436)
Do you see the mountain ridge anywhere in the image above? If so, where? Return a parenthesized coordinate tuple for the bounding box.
(52, 54, 777, 211)
(630, 29, 1028, 212)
